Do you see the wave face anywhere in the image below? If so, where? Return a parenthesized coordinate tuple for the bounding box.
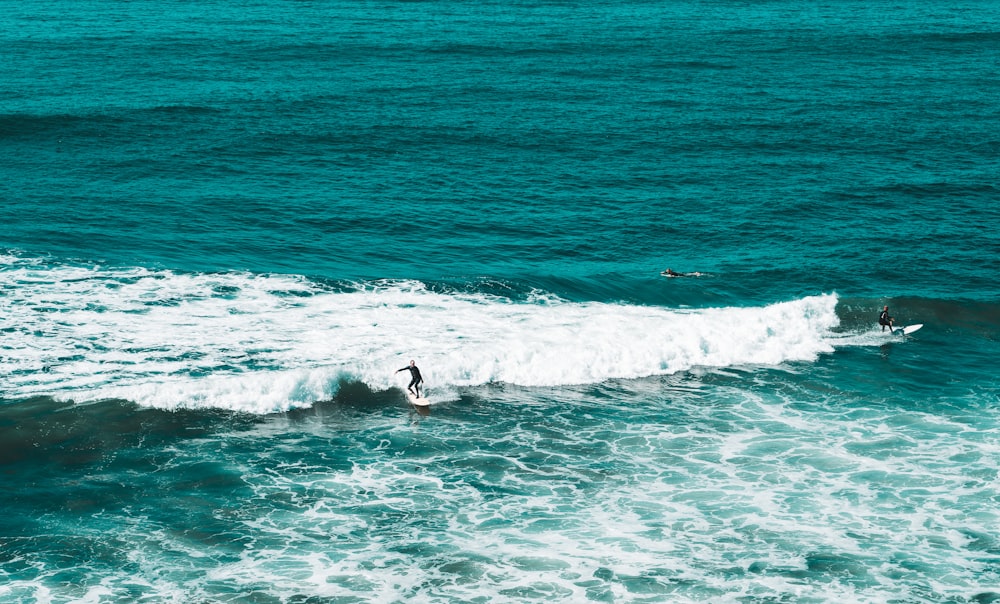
(2, 256, 846, 412)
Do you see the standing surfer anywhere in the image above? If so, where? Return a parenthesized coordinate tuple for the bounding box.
(396, 360, 424, 398)
(879, 305, 894, 333)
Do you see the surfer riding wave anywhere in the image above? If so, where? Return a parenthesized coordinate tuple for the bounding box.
(879, 305, 894, 333)
(395, 360, 424, 398)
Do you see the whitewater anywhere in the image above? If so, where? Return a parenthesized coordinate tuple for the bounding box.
(2, 257, 857, 412)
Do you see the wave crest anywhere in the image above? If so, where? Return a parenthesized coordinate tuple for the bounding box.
(1, 260, 841, 412)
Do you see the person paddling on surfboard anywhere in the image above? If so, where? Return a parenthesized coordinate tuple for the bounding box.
(879, 305, 894, 333)
(662, 268, 704, 277)
(395, 360, 424, 398)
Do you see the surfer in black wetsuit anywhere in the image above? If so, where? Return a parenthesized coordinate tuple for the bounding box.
(395, 360, 423, 398)
(879, 305, 894, 333)
(661, 268, 703, 278)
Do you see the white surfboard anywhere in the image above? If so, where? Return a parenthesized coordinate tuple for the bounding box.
(899, 323, 923, 335)
(406, 391, 431, 407)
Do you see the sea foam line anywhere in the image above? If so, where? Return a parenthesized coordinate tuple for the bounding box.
(1, 261, 842, 412)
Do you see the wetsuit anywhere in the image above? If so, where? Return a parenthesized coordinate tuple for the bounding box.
(879, 309, 893, 332)
(399, 365, 423, 397)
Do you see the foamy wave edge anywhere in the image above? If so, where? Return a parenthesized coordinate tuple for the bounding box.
(1, 258, 845, 412)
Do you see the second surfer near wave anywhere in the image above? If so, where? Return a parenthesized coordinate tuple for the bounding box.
(661, 268, 703, 278)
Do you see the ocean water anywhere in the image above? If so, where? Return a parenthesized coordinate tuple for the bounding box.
(2, 0, 999, 602)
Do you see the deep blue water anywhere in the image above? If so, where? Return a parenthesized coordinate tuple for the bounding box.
(2, 1, 999, 602)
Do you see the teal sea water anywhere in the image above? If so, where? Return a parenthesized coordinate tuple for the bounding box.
(2, 0, 999, 601)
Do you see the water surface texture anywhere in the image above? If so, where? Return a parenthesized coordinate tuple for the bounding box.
(2, 1, 999, 602)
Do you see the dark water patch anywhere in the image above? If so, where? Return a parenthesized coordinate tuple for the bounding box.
(836, 297, 1000, 340)
(0, 399, 268, 579)
(0, 397, 263, 467)
(894, 297, 1000, 341)
(0, 112, 127, 139)
(147, 104, 225, 116)
(279, 379, 402, 422)
(875, 181, 1000, 201)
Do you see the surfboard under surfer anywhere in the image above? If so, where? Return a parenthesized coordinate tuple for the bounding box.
(395, 360, 424, 398)
(661, 268, 703, 278)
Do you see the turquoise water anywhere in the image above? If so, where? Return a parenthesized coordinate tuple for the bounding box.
(2, 0, 999, 602)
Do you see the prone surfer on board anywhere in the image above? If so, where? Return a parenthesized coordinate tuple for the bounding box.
(878, 305, 894, 333)
(661, 268, 703, 278)
(395, 360, 424, 398)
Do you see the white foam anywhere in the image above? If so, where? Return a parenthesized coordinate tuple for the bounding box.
(6, 378, 996, 603)
(1, 259, 845, 412)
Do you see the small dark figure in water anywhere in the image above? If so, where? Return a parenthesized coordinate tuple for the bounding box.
(661, 268, 703, 278)
(395, 359, 423, 397)
(879, 305, 894, 333)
